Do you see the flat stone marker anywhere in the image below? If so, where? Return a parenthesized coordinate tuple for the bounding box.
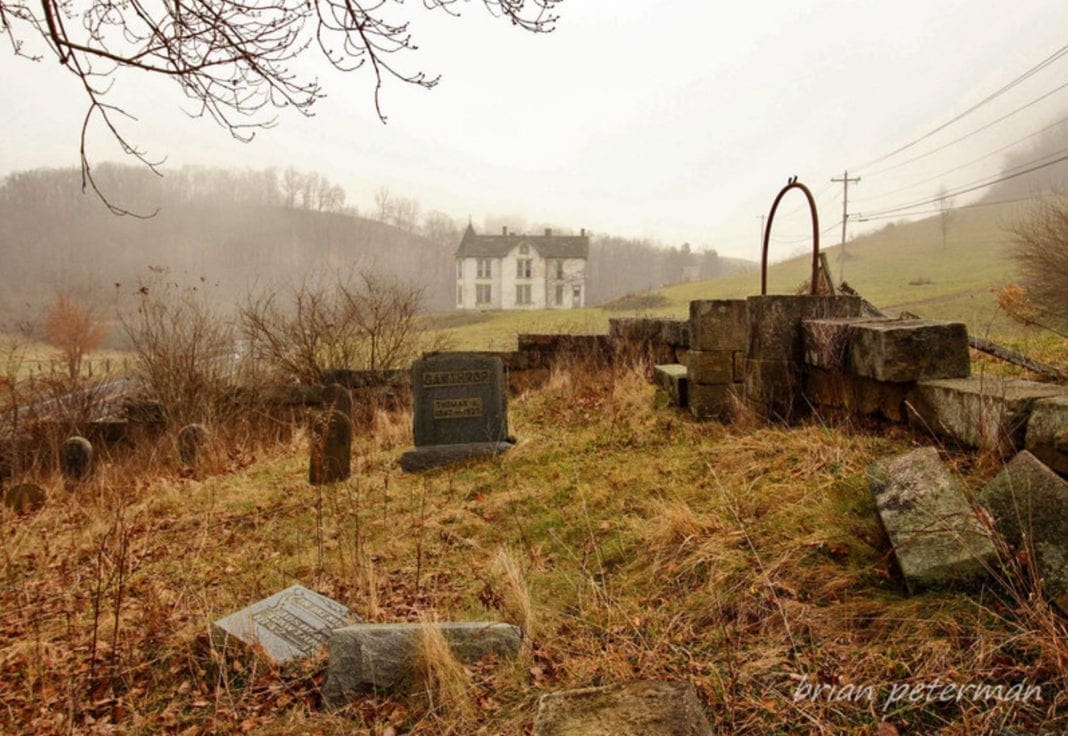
(323, 621, 521, 706)
(212, 584, 354, 663)
(309, 410, 352, 485)
(533, 680, 712, 736)
(980, 450, 1068, 612)
(60, 436, 93, 481)
(177, 423, 211, 465)
(867, 447, 997, 591)
(3, 483, 45, 514)
(400, 353, 513, 472)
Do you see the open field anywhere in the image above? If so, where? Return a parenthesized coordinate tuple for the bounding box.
(2, 359, 1065, 734)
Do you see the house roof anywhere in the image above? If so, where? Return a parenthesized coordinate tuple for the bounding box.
(456, 226, 589, 259)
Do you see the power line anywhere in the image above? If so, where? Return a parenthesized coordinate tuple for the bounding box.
(855, 192, 1053, 223)
(862, 78, 1068, 180)
(854, 113, 1068, 205)
(853, 42, 1068, 171)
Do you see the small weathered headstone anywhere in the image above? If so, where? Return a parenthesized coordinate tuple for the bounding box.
(309, 410, 352, 485)
(60, 436, 93, 481)
(2, 483, 45, 514)
(533, 680, 713, 736)
(177, 423, 211, 466)
(867, 447, 997, 591)
(980, 450, 1068, 612)
(323, 621, 521, 705)
(400, 353, 513, 472)
(322, 383, 353, 417)
(211, 584, 355, 663)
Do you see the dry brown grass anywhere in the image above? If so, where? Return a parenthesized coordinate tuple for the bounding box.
(0, 358, 1065, 734)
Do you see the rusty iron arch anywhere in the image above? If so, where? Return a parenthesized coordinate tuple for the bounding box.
(761, 177, 821, 296)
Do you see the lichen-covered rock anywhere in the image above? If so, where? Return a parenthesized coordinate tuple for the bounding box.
(980, 450, 1068, 612)
(868, 447, 996, 591)
(1025, 396, 1068, 477)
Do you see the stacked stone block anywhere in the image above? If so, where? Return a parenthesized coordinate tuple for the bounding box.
(687, 300, 747, 421)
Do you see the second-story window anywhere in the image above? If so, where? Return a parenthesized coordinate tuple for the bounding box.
(555, 260, 564, 280)
(516, 258, 532, 279)
(477, 258, 492, 279)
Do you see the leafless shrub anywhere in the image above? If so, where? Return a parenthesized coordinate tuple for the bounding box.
(240, 269, 445, 384)
(123, 274, 236, 427)
(1010, 198, 1068, 335)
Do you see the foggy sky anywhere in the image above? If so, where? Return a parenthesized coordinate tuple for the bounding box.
(3, 0, 1068, 260)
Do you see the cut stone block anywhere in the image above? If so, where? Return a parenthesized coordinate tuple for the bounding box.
(732, 351, 744, 383)
(686, 350, 734, 385)
(399, 441, 515, 472)
(533, 680, 712, 736)
(745, 295, 861, 422)
(323, 621, 521, 705)
(980, 450, 1068, 612)
(1025, 396, 1068, 476)
(689, 299, 746, 351)
(212, 585, 354, 663)
(660, 319, 689, 347)
(654, 364, 688, 407)
(689, 383, 737, 422)
(806, 367, 910, 422)
(867, 447, 997, 591)
(908, 378, 1067, 456)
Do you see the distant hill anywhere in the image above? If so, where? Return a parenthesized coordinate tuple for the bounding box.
(0, 166, 454, 316)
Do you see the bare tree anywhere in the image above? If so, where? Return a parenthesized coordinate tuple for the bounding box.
(0, 0, 561, 211)
(936, 184, 954, 249)
(373, 187, 394, 223)
(40, 294, 108, 379)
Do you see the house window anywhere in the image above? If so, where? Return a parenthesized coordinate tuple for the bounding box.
(477, 258, 492, 279)
(516, 284, 532, 305)
(456, 260, 463, 279)
(516, 258, 532, 279)
(555, 284, 564, 305)
(555, 260, 564, 280)
(476, 284, 492, 304)
(456, 285, 463, 305)
(572, 285, 582, 306)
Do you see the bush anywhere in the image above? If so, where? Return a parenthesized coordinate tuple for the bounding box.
(1011, 198, 1068, 334)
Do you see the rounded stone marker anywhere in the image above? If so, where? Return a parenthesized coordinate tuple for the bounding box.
(178, 423, 212, 465)
(60, 436, 93, 481)
(3, 483, 46, 514)
(309, 410, 352, 485)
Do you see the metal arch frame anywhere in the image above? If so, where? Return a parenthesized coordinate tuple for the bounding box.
(761, 176, 821, 296)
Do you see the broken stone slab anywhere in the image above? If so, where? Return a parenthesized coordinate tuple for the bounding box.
(654, 364, 688, 407)
(803, 318, 969, 381)
(212, 584, 355, 663)
(1025, 396, 1068, 477)
(867, 447, 997, 591)
(689, 299, 746, 351)
(908, 377, 1067, 456)
(399, 441, 515, 472)
(533, 680, 712, 736)
(980, 450, 1068, 612)
(322, 621, 521, 706)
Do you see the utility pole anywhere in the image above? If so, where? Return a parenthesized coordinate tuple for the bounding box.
(831, 170, 860, 284)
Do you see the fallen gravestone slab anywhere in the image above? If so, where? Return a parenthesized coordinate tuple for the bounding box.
(212, 584, 355, 663)
(533, 680, 712, 736)
(401, 353, 513, 472)
(867, 447, 997, 591)
(322, 621, 521, 706)
(980, 450, 1068, 613)
(3, 483, 45, 514)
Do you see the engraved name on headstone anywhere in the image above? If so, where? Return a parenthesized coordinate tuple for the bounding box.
(211, 584, 355, 662)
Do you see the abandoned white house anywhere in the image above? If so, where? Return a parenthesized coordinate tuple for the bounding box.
(455, 225, 589, 310)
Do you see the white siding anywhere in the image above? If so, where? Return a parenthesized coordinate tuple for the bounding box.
(456, 248, 587, 311)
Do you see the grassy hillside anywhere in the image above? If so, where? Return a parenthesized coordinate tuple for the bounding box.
(431, 198, 1067, 367)
(2, 361, 1064, 734)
